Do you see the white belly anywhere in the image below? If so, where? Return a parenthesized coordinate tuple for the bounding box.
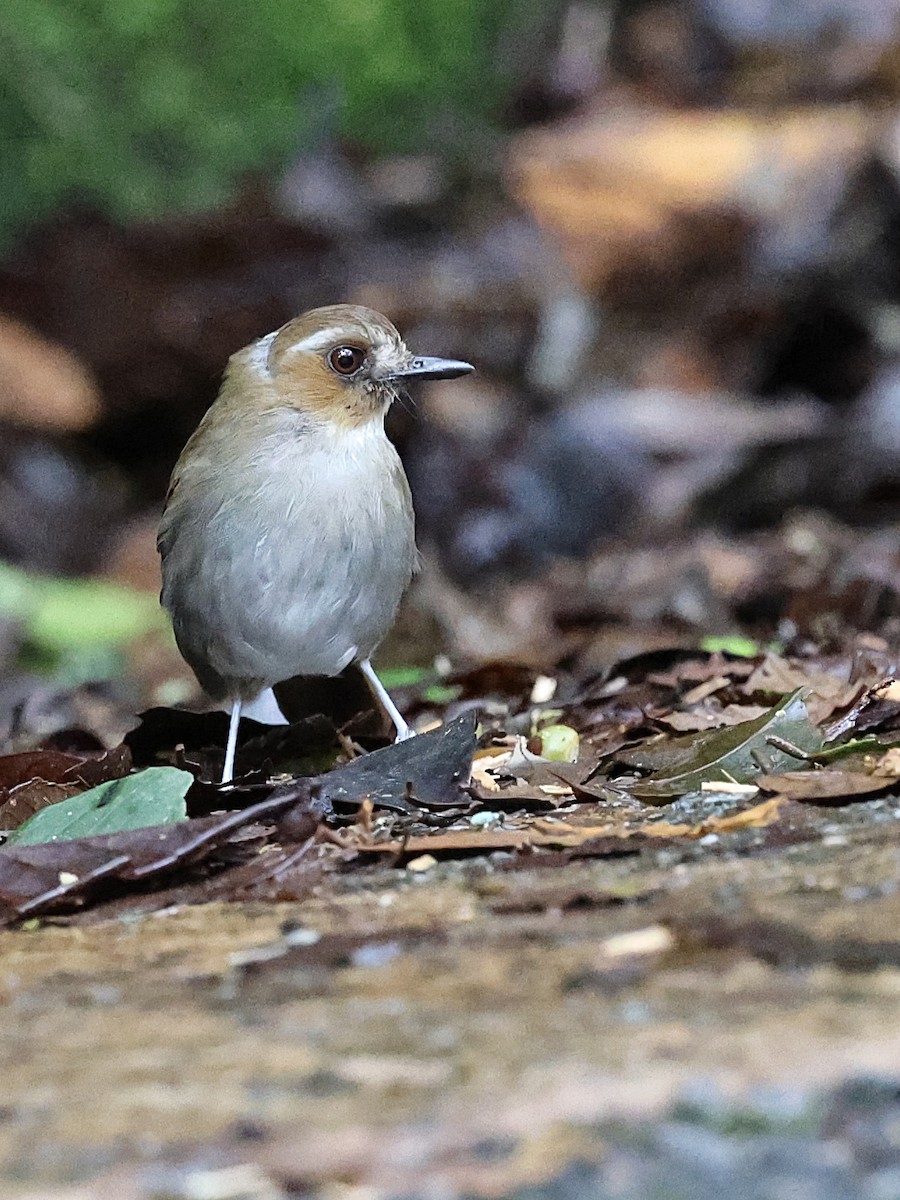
(161, 416, 417, 698)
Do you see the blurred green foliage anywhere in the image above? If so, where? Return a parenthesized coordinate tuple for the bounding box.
(0, 0, 528, 244)
(0, 561, 165, 651)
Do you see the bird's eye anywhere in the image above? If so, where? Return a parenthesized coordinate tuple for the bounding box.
(328, 345, 366, 376)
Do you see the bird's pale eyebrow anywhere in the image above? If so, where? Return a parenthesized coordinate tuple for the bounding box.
(290, 327, 367, 354)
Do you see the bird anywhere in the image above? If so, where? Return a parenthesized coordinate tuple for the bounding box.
(158, 304, 473, 783)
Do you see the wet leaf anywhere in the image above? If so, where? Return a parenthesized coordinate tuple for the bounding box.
(626, 689, 823, 800)
(5, 767, 192, 846)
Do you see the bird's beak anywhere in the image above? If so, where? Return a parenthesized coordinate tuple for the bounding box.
(387, 356, 474, 382)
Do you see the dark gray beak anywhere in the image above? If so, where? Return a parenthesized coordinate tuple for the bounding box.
(387, 355, 474, 382)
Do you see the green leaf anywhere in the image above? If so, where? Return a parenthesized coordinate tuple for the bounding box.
(0, 562, 166, 652)
(5, 767, 192, 846)
(700, 635, 760, 658)
(376, 665, 431, 689)
(627, 688, 823, 802)
(424, 684, 462, 705)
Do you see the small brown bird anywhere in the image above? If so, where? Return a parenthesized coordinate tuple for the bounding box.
(158, 304, 473, 782)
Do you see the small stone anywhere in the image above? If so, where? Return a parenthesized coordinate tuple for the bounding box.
(470, 811, 504, 828)
(530, 674, 558, 704)
(407, 854, 438, 873)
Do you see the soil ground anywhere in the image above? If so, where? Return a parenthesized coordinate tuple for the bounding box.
(3, 794, 900, 1199)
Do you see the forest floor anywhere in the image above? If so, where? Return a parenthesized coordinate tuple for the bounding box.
(3, 544, 900, 1198)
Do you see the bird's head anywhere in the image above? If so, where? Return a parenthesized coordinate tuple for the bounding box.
(243, 304, 473, 428)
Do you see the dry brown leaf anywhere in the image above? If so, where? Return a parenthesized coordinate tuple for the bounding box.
(599, 926, 674, 958)
(700, 781, 759, 796)
(646, 798, 785, 839)
(358, 797, 786, 857)
(681, 676, 730, 706)
(758, 769, 897, 802)
(470, 763, 502, 791)
(660, 703, 770, 732)
(0, 780, 82, 831)
(743, 655, 857, 723)
(0, 314, 101, 431)
(875, 748, 900, 777)
(509, 107, 874, 287)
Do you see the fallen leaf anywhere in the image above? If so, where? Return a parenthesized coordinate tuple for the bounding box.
(660, 703, 770, 732)
(5, 767, 192, 846)
(530, 675, 558, 704)
(647, 798, 786, 838)
(320, 713, 476, 811)
(625, 689, 822, 801)
(0, 750, 85, 791)
(354, 796, 787, 859)
(0, 744, 133, 831)
(743, 655, 857, 722)
(407, 854, 438, 873)
(511, 106, 875, 287)
(470, 763, 501, 791)
(0, 787, 319, 922)
(757, 768, 898, 803)
(0, 780, 81, 831)
(699, 781, 759, 796)
(875, 747, 900, 776)
(681, 676, 730, 706)
(126, 707, 339, 781)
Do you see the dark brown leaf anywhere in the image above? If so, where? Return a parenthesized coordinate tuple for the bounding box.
(0, 780, 81, 831)
(758, 768, 899, 803)
(320, 713, 477, 812)
(0, 785, 321, 924)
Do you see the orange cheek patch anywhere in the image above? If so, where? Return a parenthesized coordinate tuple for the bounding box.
(274, 354, 381, 429)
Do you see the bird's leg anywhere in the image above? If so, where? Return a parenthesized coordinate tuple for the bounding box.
(359, 658, 413, 741)
(222, 697, 243, 784)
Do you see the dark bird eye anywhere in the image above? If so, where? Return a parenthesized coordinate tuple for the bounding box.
(328, 345, 365, 375)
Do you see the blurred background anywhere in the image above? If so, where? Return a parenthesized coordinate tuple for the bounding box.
(4, 0, 900, 740)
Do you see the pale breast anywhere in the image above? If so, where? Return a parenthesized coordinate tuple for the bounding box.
(160, 412, 417, 698)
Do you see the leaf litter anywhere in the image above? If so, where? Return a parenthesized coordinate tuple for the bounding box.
(0, 637, 898, 925)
